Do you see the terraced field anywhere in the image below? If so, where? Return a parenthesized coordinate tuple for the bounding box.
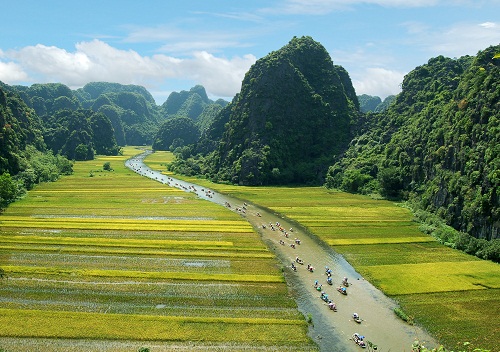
(0, 148, 317, 351)
(147, 151, 500, 351)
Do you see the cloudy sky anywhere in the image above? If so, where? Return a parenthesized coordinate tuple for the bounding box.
(0, 0, 498, 104)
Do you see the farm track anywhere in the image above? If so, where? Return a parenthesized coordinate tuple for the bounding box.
(129, 151, 439, 352)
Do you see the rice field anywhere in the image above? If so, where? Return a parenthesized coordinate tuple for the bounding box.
(0, 147, 317, 351)
(147, 150, 500, 351)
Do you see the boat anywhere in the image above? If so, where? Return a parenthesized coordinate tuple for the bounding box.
(352, 333, 366, 348)
(337, 286, 347, 295)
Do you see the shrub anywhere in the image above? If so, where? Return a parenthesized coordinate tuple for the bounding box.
(394, 307, 413, 325)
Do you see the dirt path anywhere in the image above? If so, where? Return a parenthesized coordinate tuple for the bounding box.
(127, 153, 438, 352)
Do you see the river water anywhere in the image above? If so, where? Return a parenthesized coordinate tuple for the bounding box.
(126, 152, 438, 352)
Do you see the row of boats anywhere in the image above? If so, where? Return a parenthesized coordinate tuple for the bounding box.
(264, 218, 370, 349)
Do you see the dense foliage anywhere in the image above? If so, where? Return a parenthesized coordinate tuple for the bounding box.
(326, 45, 499, 243)
(170, 36, 359, 185)
(0, 85, 73, 209)
(152, 116, 200, 151)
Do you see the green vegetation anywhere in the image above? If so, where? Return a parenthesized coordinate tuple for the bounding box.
(147, 152, 498, 351)
(0, 147, 316, 350)
(152, 116, 200, 151)
(394, 307, 413, 325)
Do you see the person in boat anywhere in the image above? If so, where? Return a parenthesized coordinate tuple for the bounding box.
(327, 276, 333, 285)
(353, 312, 359, 319)
(314, 280, 319, 288)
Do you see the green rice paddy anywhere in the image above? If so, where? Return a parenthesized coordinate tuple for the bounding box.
(147, 150, 499, 351)
(0, 147, 316, 351)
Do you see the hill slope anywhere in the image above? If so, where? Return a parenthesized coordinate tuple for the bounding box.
(326, 45, 500, 241)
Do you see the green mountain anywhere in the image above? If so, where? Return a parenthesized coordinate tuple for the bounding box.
(326, 45, 500, 242)
(358, 94, 395, 113)
(79, 82, 161, 146)
(160, 85, 227, 126)
(190, 36, 359, 185)
(5, 82, 121, 159)
(151, 85, 228, 151)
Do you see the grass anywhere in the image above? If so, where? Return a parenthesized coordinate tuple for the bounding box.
(4, 265, 284, 283)
(147, 150, 500, 351)
(0, 147, 316, 350)
(0, 308, 308, 344)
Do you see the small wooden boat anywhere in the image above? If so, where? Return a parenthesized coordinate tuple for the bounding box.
(337, 287, 347, 295)
(352, 333, 366, 348)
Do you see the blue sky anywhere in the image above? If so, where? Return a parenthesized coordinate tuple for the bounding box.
(0, 1, 498, 104)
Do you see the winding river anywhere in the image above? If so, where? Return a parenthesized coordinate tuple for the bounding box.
(126, 152, 438, 352)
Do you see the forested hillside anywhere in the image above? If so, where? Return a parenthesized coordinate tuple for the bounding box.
(326, 45, 500, 243)
(0, 84, 73, 208)
(169, 36, 359, 185)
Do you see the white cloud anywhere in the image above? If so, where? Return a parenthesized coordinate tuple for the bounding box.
(2, 40, 256, 102)
(402, 20, 500, 57)
(351, 67, 405, 99)
(180, 51, 256, 98)
(272, 0, 440, 14)
(480, 21, 496, 29)
(0, 60, 29, 83)
(124, 25, 253, 56)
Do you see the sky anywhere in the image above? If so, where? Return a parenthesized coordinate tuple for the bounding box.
(0, 1, 499, 105)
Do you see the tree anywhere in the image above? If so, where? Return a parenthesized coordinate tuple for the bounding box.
(378, 167, 403, 198)
(0, 172, 25, 209)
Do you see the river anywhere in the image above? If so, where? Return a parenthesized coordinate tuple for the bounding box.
(126, 152, 438, 352)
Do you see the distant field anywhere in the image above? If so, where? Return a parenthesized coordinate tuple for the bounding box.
(147, 150, 500, 351)
(0, 147, 317, 351)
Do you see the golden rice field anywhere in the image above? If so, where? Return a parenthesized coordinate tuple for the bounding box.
(0, 147, 317, 351)
(148, 150, 500, 351)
